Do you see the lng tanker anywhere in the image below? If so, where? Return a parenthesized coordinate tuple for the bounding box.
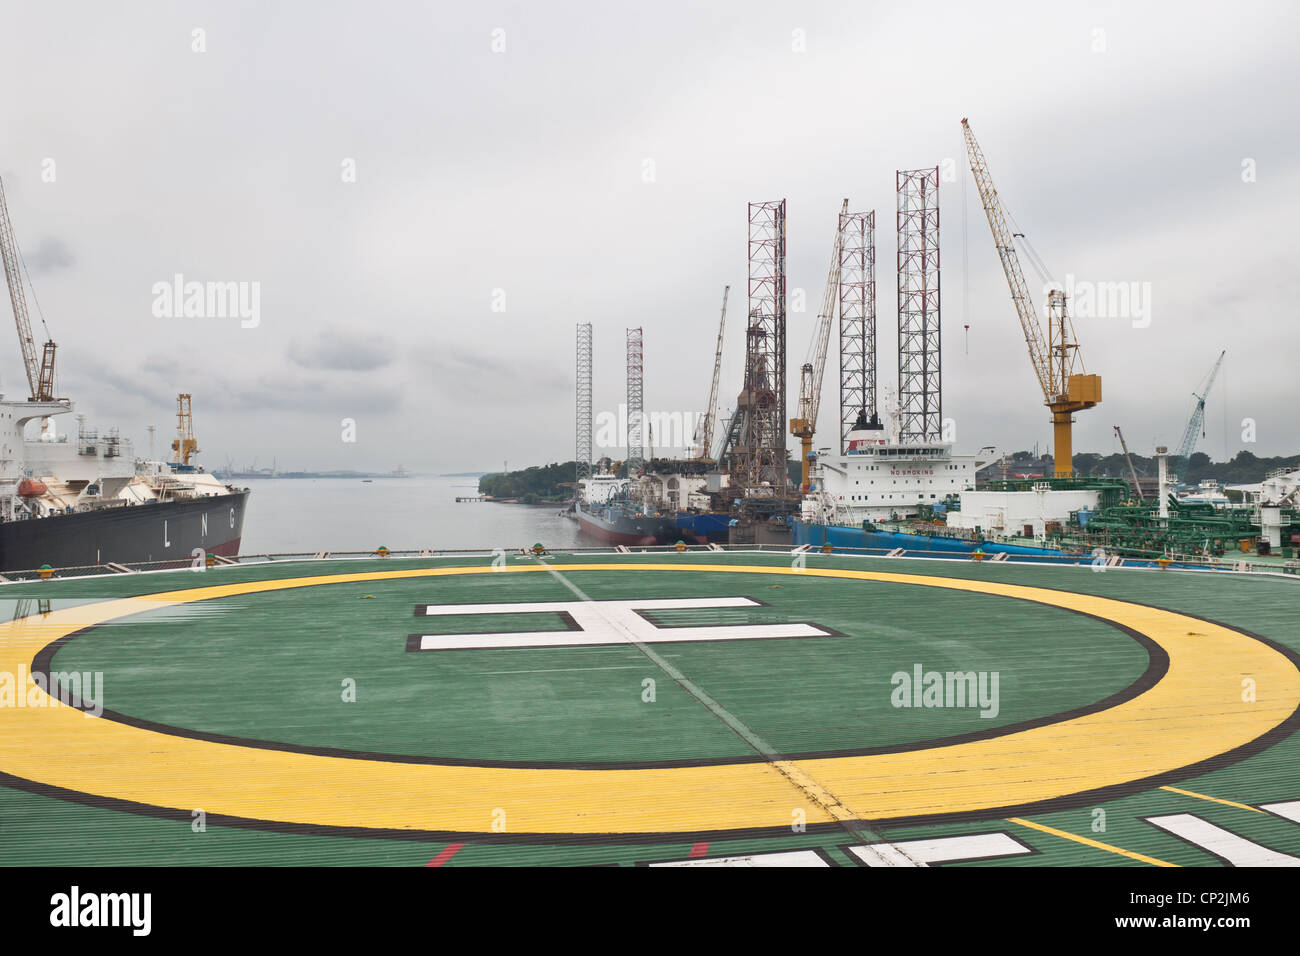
(0, 397, 248, 573)
(0, 172, 247, 573)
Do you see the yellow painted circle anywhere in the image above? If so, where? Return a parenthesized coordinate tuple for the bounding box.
(1, 563, 1297, 837)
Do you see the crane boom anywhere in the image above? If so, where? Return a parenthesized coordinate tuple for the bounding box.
(1175, 350, 1225, 464)
(1113, 425, 1144, 501)
(961, 118, 1100, 477)
(694, 285, 729, 459)
(790, 199, 848, 490)
(961, 122, 1052, 399)
(800, 198, 848, 429)
(0, 175, 49, 400)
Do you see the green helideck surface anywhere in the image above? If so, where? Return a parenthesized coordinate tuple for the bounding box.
(0, 550, 1296, 867)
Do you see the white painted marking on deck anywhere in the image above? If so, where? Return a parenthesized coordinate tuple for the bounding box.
(527, 559, 910, 863)
(415, 597, 832, 651)
(846, 832, 1033, 867)
(1145, 814, 1300, 866)
(472, 665, 641, 675)
(650, 850, 829, 867)
(1260, 800, 1300, 824)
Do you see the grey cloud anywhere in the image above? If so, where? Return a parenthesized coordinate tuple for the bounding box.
(287, 331, 392, 372)
(25, 237, 75, 274)
(2, 0, 1296, 472)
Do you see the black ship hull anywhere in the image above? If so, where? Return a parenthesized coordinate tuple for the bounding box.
(575, 503, 676, 546)
(0, 490, 248, 573)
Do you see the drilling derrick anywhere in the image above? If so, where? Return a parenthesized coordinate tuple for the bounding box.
(896, 167, 942, 443)
(839, 209, 877, 453)
(575, 323, 593, 483)
(729, 200, 788, 493)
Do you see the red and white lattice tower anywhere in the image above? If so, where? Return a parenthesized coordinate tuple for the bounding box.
(896, 167, 941, 443)
(838, 209, 876, 454)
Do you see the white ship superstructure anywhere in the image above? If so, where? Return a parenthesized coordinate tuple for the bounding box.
(803, 420, 994, 524)
(1, 395, 235, 522)
(578, 473, 628, 506)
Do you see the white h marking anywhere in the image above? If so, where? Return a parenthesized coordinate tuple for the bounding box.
(1146, 813, 1300, 866)
(846, 833, 1033, 867)
(413, 597, 832, 651)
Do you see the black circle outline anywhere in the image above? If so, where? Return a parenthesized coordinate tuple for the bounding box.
(33, 578, 1163, 769)
(1, 564, 1296, 846)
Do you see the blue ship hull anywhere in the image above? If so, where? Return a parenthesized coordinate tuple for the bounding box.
(791, 520, 1070, 562)
(674, 512, 731, 544)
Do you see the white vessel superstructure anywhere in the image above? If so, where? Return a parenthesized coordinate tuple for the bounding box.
(803, 420, 994, 525)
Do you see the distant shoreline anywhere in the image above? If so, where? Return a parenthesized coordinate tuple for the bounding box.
(227, 473, 418, 480)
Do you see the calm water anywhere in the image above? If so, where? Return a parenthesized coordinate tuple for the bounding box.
(237, 476, 586, 554)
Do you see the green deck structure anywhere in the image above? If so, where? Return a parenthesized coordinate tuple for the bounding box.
(1, 551, 1297, 866)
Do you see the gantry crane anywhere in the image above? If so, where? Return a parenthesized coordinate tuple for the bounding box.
(1174, 350, 1225, 468)
(962, 119, 1100, 478)
(171, 393, 200, 467)
(789, 199, 849, 491)
(693, 286, 729, 460)
(0, 175, 60, 402)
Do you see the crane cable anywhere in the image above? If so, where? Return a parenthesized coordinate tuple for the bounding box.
(1005, 208, 1089, 377)
(15, 235, 54, 341)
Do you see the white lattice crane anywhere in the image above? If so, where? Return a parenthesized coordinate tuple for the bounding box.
(1175, 350, 1225, 467)
(790, 199, 849, 491)
(0, 176, 59, 402)
(962, 119, 1100, 478)
(693, 286, 729, 460)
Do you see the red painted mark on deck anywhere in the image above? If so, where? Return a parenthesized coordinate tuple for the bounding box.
(426, 843, 465, 867)
(689, 842, 709, 858)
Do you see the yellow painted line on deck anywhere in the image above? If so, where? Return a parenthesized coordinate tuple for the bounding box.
(1, 562, 1297, 836)
(1008, 817, 1178, 867)
(1159, 785, 1265, 813)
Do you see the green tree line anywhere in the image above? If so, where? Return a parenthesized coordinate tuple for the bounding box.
(478, 462, 579, 503)
(1070, 450, 1300, 484)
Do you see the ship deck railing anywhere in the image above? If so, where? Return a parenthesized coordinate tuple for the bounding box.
(0, 542, 1297, 584)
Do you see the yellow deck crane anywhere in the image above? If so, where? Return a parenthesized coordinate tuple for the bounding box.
(692, 286, 729, 461)
(790, 199, 848, 491)
(0, 175, 61, 402)
(171, 393, 200, 467)
(961, 119, 1100, 477)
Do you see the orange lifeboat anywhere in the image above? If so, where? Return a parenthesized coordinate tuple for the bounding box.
(17, 478, 48, 498)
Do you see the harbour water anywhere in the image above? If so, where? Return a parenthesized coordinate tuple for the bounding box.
(237, 476, 585, 554)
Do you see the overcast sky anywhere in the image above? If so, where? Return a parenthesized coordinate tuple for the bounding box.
(1, 0, 1295, 473)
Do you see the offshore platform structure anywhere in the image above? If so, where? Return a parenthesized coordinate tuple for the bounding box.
(896, 167, 942, 443)
(962, 118, 1101, 477)
(626, 327, 644, 475)
(839, 208, 878, 453)
(575, 323, 593, 483)
(728, 201, 790, 497)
